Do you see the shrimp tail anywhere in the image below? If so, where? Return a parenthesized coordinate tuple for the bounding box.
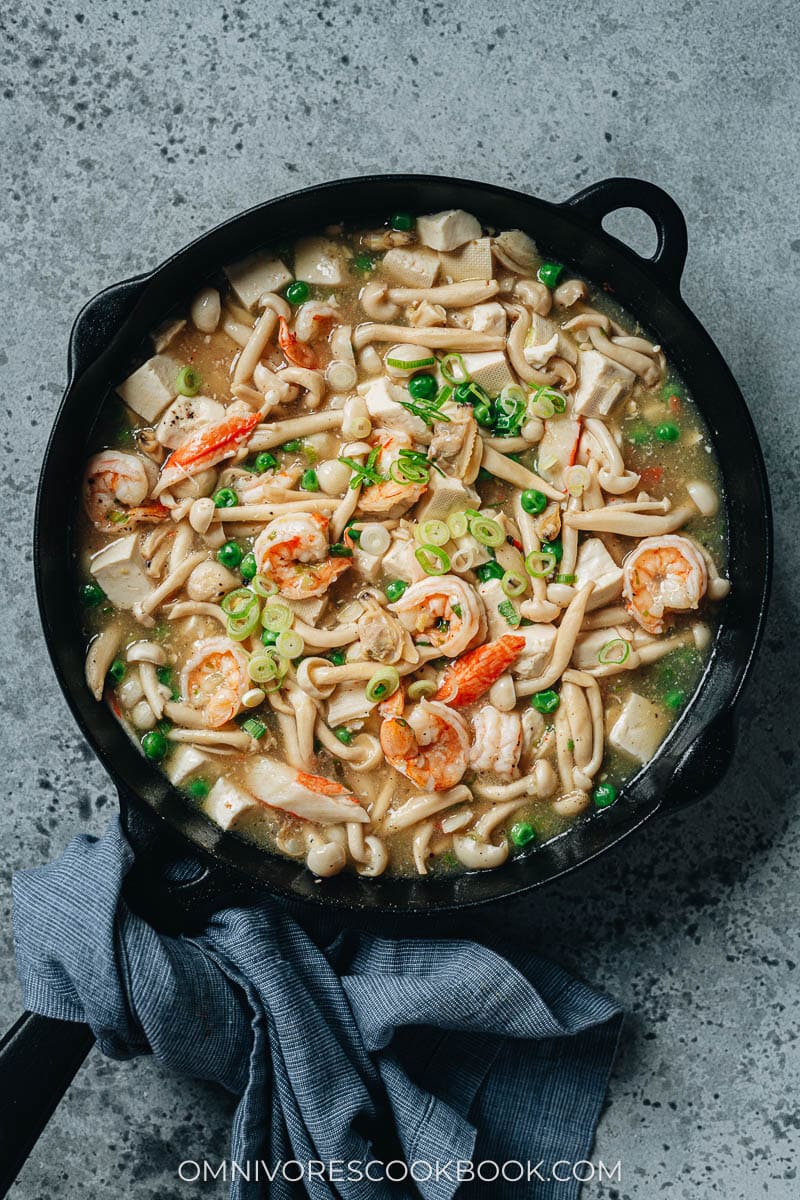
(435, 634, 526, 708)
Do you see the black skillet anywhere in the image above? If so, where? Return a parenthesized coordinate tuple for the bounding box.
(0, 176, 771, 1193)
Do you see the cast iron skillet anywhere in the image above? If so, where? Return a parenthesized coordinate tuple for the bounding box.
(0, 176, 771, 1192)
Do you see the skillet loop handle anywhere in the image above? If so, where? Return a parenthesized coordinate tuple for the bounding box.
(563, 177, 688, 295)
(68, 274, 149, 382)
(661, 709, 735, 811)
(0, 1012, 95, 1196)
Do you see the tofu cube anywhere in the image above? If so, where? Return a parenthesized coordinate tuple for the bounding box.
(382, 532, 427, 583)
(225, 253, 293, 310)
(287, 595, 329, 624)
(202, 778, 260, 832)
(116, 354, 180, 423)
(536, 416, 582, 488)
(510, 624, 558, 678)
(417, 209, 482, 251)
(293, 237, 348, 286)
(365, 376, 429, 440)
(573, 349, 636, 418)
(90, 535, 154, 610)
(574, 537, 624, 610)
(166, 745, 208, 786)
(440, 237, 494, 281)
(608, 692, 669, 763)
(326, 681, 377, 727)
(478, 578, 520, 640)
(468, 302, 507, 337)
(152, 318, 186, 353)
(381, 246, 440, 288)
(451, 350, 515, 396)
(413, 472, 475, 523)
(523, 313, 560, 366)
(351, 543, 383, 583)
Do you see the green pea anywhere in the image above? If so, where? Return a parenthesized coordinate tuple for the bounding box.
(475, 560, 505, 583)
(80, 581, 106, 608)
(408, 373, 437, 401)
(655, 422, 680, 442)
(300, 469, 320, 492)
(108, 659, 126, 683)
(626, 426, 652, 446)
(188, 777, 210, 799)
(530, 689, 560, 714)
(254, 452, 278, 474)
(352, 252, 375, 273)
(385, 578, 408, 602)
(540, 539, 563, 562)
(285, 280, 309, 304)
(390, 212, 414, 231)
(327, 649, 346, 666)
(281, 439, 301, 453)
(240, 552, 257, 581)
(141, 730, 168, 761)
(261, 629, 279, 647)
(213, 487, 237, 509)
(334, 727, 353, 745)
(510, 822, 536, 847)
(664, 689, 685, 710)
(520, 488, 547, 515)
(537, 261, 564, 288)
(473, 402, 493, 427)
(593, 781, 618, 808)
(217, 540, 243, 569)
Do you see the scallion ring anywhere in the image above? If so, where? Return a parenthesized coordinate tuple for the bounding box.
(175, 365, 201, 397)
(251, 574, 278, 598)
(248, 649, 289, 687)
(449, 546, 475, 572)
(365, 666, 400, 704)
(524, 550, 557, 578)
(221, 588, 258, 618)
(408, 679, 437, 701)
(598, 638, 631, 666)
(386, 352, 436, 370)
(469, 515, 504, 547)
(439, 351, 468, 385)
(261, 600, 294, 633)
(389, 458, 430, 485)
(501, 570, 527, 598)
(226, 604, 261, 641)
(359, 523, 391, 556)
(416, 519, 450, 547)
(415, 545, 451, 576)
(275, 630, 304, 659)
(447, 511, 469, 539)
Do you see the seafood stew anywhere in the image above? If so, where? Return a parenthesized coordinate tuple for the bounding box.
(77, 207, 729, 879)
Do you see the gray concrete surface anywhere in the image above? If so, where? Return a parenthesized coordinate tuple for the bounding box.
(1, 0, 798, 1196)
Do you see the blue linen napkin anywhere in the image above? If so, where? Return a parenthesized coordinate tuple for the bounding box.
(12, 817, 622, 1200)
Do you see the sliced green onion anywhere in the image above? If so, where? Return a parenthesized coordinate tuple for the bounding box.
(530, 689, 560, 714)
(276, 629, 304, 659)
(475, 559, 505, 583)
(439, 351, 468, 385)
(175, 365, 201, 397)
(339, 446, 385, 489)
(598, 638, 631, 665)
(329, 542, 353, 558)
(408, 679, 437, 700)
(501, 570, 527, 598)
(248, 649, 289, 686)
(252, 574, 278, 598)
(221, 588, 258, 617)
(360, 523, 391, 556)
(469, 515, 504, 547)
(417, 519, 450, 547)
(389, 458, 430, 485)
(555, 573, 577, 585)
(227, 604, 260, 641)
(447, 511, 469, 539)
(415, 545, 450, 575)
(241, 716, 267, 739)
(497, 599, 521, 627)
(386, 352, 436, 370)
(365, 666, 400, 703)
(261, 600, 294, 633)
(108, 659, 126, 683)
(524, 550, 557, 578)
(537, 261, 564, 288)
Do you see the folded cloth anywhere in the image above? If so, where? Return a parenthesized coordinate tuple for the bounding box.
(13, 818, 622, 1200)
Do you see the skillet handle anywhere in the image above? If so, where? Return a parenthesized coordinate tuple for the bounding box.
(0, 1012, 95, 1196)
(68, 274, 150, 382)
(660, 709, 736, 811)
(563, 177, 688, 295)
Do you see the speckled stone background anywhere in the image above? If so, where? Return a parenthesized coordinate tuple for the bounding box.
(1, 1, 798, 1196)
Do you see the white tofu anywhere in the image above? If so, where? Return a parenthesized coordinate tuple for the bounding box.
(523, 313, 560, 366)
(202, 778, 260, 831)
(90, 535, 154, 610)
(225, 253, 293, 310)
(451, 350, 515, 396)
(478, 578, 520, 640)
(152, 318, 186, 353)
(166, 745, 208, 786)
(572, 626, 633, 671)
(293, 237, 347, 286)
(155, 395, 226, 449)
(364, 376, 428, 440)
(413, 471, 475, 523)
(116, 353, 180, 423)
(326, 681, 377, 727)
(608, 692, 669, 763)
(382, 532, 426, 583)
(573, 349, 636, 418)
(417, 209, 482, 251)
(509, 624, 558, 678)
(351, 543, 382, 583)
(536, 416, 582, 489)
(286, 596, 328, 624)
(468, 302, 507, 337)
(382, 246, 440, 288)
(440, 237, 493, 281)
(574, 538, 624, 610)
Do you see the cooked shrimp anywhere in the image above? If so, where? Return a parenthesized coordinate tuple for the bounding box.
(623, 535, 708, 634)
(358, 433, 427, 516)
(294, 302, 339, 343)
(469, 706, 523, 775)
(278, 316, 318, 369)
(435, 634, 526, 707)
(388, 574, 485, 658)
(253, 512, 351, 599)
(83, 450, 168, 531)
(180, 636, 250, 728)
(154, 411, 260, 496)
(380, 698, 470, 791)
